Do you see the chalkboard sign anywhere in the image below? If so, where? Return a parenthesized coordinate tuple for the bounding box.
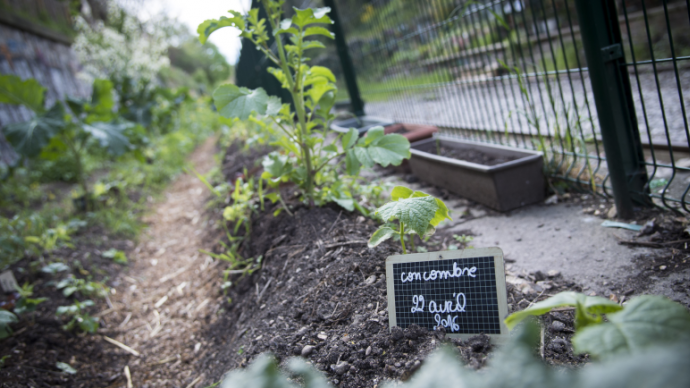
(385, 247, 509, 342)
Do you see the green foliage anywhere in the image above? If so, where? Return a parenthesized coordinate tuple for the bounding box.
(0, 310, 18, 339)
(572, 295, 690, 359)
(0, 75, 46, 112)
(506, 292, 690, 361)
(369, 186, 451, 253)
(56, 299, 99, 333)
(504, 291, 623, 330)
(56, 362, 77, 374)
(13, 282, 47, 315)
(199, 3, 410, 207)
(215, 320, 690, 388)
(56, 277, 109, 299)
(1, 215, 82, 270)
(167, 39, 231, 88)
(102, 248, 128, 264)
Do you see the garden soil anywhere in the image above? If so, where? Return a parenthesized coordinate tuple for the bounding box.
(2, 137, 688, 387)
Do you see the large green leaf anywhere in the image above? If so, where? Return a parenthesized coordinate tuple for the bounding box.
(4, 104, 65, 157)
(354, 127, 410, 168)
(262, 152, 292, 179)
(341, 128, 359, 151)
(291, 7, 332, 29)
(368, 226, 396, 248)
(0, 74, 45, 112)
(213, 84, 270, 120)
(89, 79, 115, 118)
(345, 149, 360, 176)
(0, 310, 18, 339)
(376, 195, 438, 236)
(572, 295, 690, 359)
(303, 27, 334, 39)
(386, 187, 451, 232)
(81, 121, 132, 156)
(198, 12, 245, 44)
(504, 291, 623, 330)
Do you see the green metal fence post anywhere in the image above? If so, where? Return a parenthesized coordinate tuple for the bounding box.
(574, 0, 650, 219)
(323, 0, 365, 116)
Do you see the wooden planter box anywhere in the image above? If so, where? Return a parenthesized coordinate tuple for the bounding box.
(409, 136, 545, 211)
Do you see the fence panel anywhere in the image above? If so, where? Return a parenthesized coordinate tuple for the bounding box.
(334, 0, 690, 213)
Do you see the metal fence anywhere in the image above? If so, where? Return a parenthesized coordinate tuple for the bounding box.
(332, 0, 690, 214)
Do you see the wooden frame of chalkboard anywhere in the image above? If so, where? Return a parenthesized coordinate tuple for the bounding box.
(385, 247, 509, 343)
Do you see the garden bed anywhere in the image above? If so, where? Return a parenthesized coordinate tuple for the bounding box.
(191, 141, 589, 387)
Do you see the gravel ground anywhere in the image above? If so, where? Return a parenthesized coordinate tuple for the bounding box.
(365, 69, 690, 149)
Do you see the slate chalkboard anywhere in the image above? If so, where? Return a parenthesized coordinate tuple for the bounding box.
(385, 248, 508, 341)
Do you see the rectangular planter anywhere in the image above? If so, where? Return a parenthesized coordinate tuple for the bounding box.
(409, 136, 545, 211)
(330, 116, 394, 135)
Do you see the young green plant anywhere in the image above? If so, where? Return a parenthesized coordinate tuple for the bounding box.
(0, 75, 137, 206)
(198, 3, 410, 208)
(504, 291, 690, 360)
(368, 186, 451, 254)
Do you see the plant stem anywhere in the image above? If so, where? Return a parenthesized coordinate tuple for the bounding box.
(261, 0, 315, 206)
(409, 234, 416, 252)
(63, 134, 89, 210)
(399, 222, 407, 254)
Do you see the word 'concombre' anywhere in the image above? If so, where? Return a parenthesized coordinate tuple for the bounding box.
(400, 262, 477, 283)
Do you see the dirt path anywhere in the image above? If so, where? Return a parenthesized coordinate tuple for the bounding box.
(100, 136, 224, 387)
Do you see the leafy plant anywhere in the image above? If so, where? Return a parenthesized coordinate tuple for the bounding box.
(0, 311, 18, 339)
(198, 3, 410, 207)
(0, 74, 137, 205)
(368, 186, 451, 254)
(212, 320, 690, 388)
(13, 282, 47, 315)
(448, 234, 473, 250)
(56, 277, 109, 299)
(505, 292, 690, 359)
(102, 248, 128, 264)
(56, 299, 99, 333)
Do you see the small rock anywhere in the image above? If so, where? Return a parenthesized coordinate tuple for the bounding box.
(467, 334, 490, 352)
(551, 320, 566, 332)
(588, 290, 597, 296)
(317, 332, 328, 340)
(660, 265, 667, 270)
(296, 326, 309, 336)
(394, 362, 402, 368)
(365, 346, 372, 356)
(548, 338, 569, 354)
(547, 270, 561, 278)
(364, 275, 377, 285)
(545, 194, 558, 205)
(391, 326, 404, 342)
(607, 206, 617, 219)
(332, 361, 350, 375)
(356, 216, 366, 223)
(521, 284, 536, 295)
(609, 294, 619, 303)
(301, 345, 315, 357)
(469, 208, 487, 218)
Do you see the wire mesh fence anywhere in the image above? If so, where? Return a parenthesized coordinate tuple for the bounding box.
(334, 0, 690, 213)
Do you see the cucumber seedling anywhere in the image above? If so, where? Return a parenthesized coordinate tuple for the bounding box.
(368, 186, 451, 254)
